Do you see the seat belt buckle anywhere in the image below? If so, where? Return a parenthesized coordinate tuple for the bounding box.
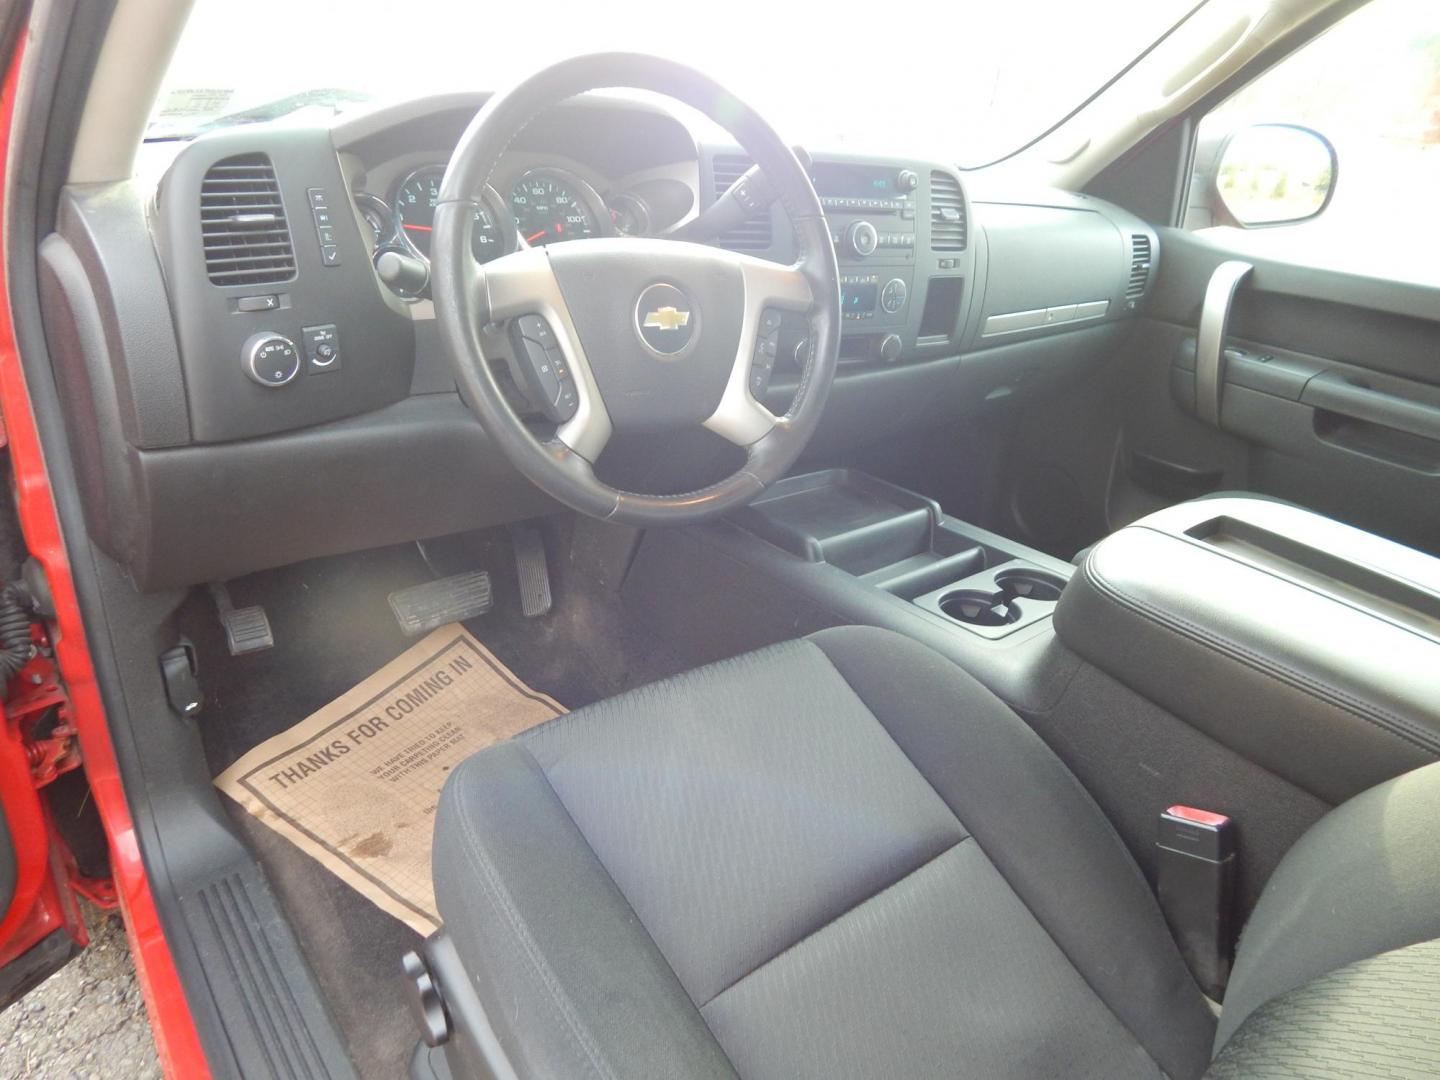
(1156, 805, 1236, 1000)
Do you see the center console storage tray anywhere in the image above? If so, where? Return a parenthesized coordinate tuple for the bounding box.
(731, 469, 946, 576)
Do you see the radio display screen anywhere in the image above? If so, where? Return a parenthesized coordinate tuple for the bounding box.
(843, 281, 878, 315)
(811, 162, 896, 198)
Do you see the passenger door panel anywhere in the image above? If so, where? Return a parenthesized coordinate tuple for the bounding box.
(1113, 227, 1440, 555)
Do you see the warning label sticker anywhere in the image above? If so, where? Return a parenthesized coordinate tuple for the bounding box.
(215, 626, 564, 935)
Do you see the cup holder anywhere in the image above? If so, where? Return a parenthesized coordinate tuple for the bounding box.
(994, 568, 1067, 603)
(938, 589, 1022, 627)
(918, 561, 1069, 636)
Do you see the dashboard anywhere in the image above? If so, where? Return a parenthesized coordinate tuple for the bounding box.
(42, 92, 1157, 590)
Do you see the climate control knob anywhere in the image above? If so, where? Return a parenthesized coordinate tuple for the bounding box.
(877, 333, 903, 364)
(844, 220, 878, 258)
(242, 332, 301, 387)
(881, 278, 908, 314)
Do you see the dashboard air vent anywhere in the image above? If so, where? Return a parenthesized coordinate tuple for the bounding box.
(1127, 234, 1152, 299)
(712, 154, 772, 251)
(929, 171, 967, 251)
(200, 154, 296, 286)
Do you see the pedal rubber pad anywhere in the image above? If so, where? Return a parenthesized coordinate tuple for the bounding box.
(209, 582, 275, 656)
(511, 523, 552, 618)
(221, 604, 274, 655)
(389, 571, 493, 636)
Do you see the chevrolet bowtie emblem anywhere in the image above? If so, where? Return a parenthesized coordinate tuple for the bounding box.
(642, 306, 690, 331)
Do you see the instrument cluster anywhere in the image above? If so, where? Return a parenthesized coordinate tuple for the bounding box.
(354, 161, 665, 296)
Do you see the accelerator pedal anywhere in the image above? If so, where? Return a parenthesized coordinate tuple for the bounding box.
(389, 571, 493, 636)
(511, 522, 552, 618)
(208, 583, 274, 656)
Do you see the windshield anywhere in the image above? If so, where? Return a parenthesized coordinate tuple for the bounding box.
(149, 0, 1202, 166)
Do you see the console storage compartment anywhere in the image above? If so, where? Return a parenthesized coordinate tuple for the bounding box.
(733, 469, 1072, 639)
(1056, 496, 1440, 804)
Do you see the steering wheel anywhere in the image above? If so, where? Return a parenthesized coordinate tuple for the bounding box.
(431, 53, 841, 526)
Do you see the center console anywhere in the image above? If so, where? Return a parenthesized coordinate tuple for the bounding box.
(732, 470, 1070, 640)
(1055, 496, 1440, 805)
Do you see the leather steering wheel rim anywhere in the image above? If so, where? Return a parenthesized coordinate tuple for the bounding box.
(431, 52, 841, 526)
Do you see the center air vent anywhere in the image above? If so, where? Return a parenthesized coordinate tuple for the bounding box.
(711, 154, 772, 251)
(200, 154, 296, 287)
(929, 171, 967, 251)
(1127, 234, 1152, 299)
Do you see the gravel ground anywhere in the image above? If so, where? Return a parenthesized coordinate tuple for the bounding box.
(0, 903, 161, 1079)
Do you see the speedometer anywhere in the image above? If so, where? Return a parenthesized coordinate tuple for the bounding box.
(510, 170, 600, 246)
(393, 166, 505, 262)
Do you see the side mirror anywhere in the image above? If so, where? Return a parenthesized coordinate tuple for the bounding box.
(1212, 124, 1337, 227)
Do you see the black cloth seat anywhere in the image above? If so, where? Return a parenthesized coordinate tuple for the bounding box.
(431, 625, 1440, 1078)
(431, 627, 1217, 1078)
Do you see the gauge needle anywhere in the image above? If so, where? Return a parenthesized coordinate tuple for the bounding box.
(402, 223, 433, 233)
(525, 230, 548, 243)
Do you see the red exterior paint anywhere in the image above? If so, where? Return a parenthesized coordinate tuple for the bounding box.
(0, 38, 211, 1078)
(0, 645, 87, 965)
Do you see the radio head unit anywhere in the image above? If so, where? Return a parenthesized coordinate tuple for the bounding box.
(811, 161, 919, 214)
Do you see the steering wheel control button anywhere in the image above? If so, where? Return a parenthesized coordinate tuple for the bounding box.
(634, 283, 696, 356)
(517, 314, 556, 349)
(242, 332, 301, 387)
(302, 324, 341, 374)
(750, 307, 784, 396)
(507, 316, 577, 423)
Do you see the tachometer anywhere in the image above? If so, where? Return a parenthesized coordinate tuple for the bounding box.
(510, 169, 601, 246)
(393, 166, 505, 262)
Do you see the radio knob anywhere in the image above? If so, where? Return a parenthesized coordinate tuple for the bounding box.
(881, 278, 908, 314)
(896, 169, 919, 193)
(877, 333, 903, 364)
(242, 332, 300, 387)
(844, 220, 878, 258)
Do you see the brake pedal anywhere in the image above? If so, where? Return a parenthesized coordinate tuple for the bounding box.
(389, 571, 493, 636)
(511, 523, 552, 618)
(208, 583, 274, 656)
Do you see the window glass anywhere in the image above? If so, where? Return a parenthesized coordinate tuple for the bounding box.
(1192, 0, 1440, 284)
(148, 0, 1199, 168)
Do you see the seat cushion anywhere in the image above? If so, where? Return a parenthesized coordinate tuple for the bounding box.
(1214, 760, 1440, 1052)
(432, 626, 1216, 1079)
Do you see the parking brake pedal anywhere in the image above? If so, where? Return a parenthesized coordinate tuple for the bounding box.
(511, 522, 552, 618)
(208, 583, 274, 656)
(389, 571, 493, 636)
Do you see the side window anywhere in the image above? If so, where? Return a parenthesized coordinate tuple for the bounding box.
(1185, 0, 1439, 284)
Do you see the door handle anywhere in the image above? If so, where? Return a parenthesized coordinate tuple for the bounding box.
(1196, 261, 1253, 426)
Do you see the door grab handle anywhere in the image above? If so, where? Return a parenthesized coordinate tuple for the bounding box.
(1301, 372, 1440, 443)
(1195, 261, 1253, 426)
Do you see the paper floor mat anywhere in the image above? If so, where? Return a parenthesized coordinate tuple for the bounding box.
(215, 625, 565, 935)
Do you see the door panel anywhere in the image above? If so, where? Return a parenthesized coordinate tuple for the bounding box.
(1108, 227, 1440, 556)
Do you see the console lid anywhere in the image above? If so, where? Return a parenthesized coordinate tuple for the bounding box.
(1055, 496, 1440, 805)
